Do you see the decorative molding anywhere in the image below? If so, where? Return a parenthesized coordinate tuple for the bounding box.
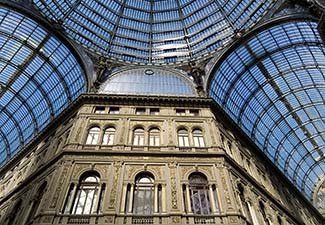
(169, 162, 178, 209)
(109, 162, 122, 208)
(50, 164, 69, 208)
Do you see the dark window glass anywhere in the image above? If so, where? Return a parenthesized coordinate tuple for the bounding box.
(136, 108, 146, 115)
(150, 108, 159, 115)
(176, 109, 186, 116)
(94, 106, 106, 114)
(109, 107, 120, 114)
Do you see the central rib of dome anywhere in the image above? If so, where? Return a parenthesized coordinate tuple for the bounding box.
(33, 0, 276, 65)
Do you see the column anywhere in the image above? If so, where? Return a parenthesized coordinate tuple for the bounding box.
(120, 184, 128, 213)
(128, 184, 134, 213)
(161, 184, 167, 213)
(266, 215, 274, 225)
(93, 184, 103, 213)
(235, 190, 244, 215)
(64, 183, 77, 213)
(208, 185, 217, 213)
(21, 201, 34, 225)
(247, 201, 259, 225)
(154, 184, 159, 213)
(185, 184, 192, 213)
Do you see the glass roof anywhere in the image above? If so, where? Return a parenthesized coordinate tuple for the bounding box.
(0, 7, 86, 166)
(209, 20, 325, 199)
(99, 68, 195, 96)
(32, 0, 275, 65)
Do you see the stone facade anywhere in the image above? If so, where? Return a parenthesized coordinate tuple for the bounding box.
(0, 95, 322, 225)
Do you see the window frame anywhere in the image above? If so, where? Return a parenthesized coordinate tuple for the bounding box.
(192, 129, 205, 147)
(94, 106, 106, 114)
(71, 174, 101, 215)
(109, 107, 120, 114)
(188, 173, 211, 215)
(149, 128, 160, 146)
(86, 127, 101, 145)
(102, 127, 115, 145)
(133, 128, 145, 146)
(178, 129, 190, 147)
(133, 174, 155, 215)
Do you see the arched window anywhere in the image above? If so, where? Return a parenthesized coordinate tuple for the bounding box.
(26, 182, 47, 224)
(71, 173, 101, 214)
(237, 184, 252, 223)
(86, 127, 100, 145)
(133, 128, 145, 145)
(133, 174, 155, 215)
(124, 174, 163, 217)
(149, 128, 160, 146)
(102, 127, 115, 145)
(189, 173, 211, 215)
(192, 129, 205, 147)
(178, 129, 189, 147)
(7, 199, 22, 225)
(259, 201, 270, 225)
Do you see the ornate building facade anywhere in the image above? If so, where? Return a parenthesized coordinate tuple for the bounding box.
(0, 94, 323, 225)
(0, 0, 325, 225)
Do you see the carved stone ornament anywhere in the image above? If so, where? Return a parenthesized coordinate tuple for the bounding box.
(219, 168, 232, 207)
(50, 165, 69, 208)
(72, 164, 90, 178)
(94, 57, 114, 88)
(109, 162, 122, 208)
(169, 163, 178, 209)
(42, 216, 53, 224)
(171, 216, 181, 224)
(128, 165, 143, 179)
(95, 164, 109, 178)
(149, 166, 162, 179)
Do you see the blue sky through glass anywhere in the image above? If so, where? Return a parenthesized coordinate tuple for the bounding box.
(210, 21, 325, 199)
(33, 0, 275, 64)
(0, 7, 86, 166)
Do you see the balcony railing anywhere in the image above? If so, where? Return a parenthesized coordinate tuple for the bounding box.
(132, 216, 154, 224)
(67, 215, 90, 224)
(193, 216, 215, 224)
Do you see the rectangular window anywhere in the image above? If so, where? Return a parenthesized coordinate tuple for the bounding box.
(149, 135, 160, 146)
(189, 109, 199, 116)
(178, 136, 189, 147)
(109, 107, 120, 114)
(136, 108, 146, 115)
(150, 108, 159, 115)
(176, 109, 186, 116)
(94, 106, 105, 114)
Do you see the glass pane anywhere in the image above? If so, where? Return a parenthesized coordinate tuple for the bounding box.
(0, 7, 86, 167)
(33, 0, 274, 64)
(209, 21, 325, 198)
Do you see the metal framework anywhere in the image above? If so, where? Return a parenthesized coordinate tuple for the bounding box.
(0, 6, 87, 166)
(32, 0, 276, 65)
(209, 20, 325, 199)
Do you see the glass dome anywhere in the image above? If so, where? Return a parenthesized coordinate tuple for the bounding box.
(99, 68, 195, 96)
(32, 0, 276, 65)
(0, 6, 87, 166)
(209, 20, 325, 199)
